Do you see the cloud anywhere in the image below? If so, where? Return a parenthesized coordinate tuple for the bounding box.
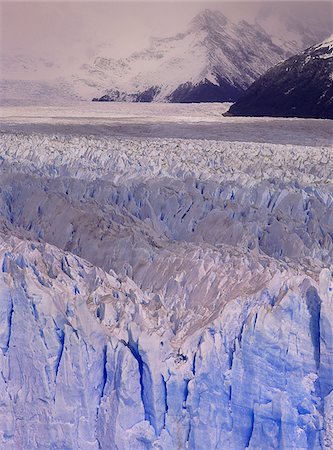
(1, 1, 331, 74)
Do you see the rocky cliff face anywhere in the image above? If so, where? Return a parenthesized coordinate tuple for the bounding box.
(228, 35, 333, 119)
(0, 130, 332, 448)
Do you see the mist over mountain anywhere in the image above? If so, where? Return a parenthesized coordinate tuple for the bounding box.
(77, 8, 332, 103)
(255, 2, 332, 53)
(86, 10, 286, 103)
(1, 4, 331, 105)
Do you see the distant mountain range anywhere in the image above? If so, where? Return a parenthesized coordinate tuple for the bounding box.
(88, 9, 329, 103)
(228, 35, 333, 119)
(1, 8, 331, 105)
(88, 10, 288, 103)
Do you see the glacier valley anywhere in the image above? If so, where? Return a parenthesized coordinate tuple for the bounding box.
(0, 106, 332, 449)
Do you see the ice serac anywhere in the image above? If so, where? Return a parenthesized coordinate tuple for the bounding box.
(0, 131, 332, 449)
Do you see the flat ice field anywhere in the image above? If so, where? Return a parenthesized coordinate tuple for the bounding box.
(0, 103, 333, 449)
(1, 102, 332, 146)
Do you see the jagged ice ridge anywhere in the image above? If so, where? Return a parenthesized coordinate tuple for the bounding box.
(0, 131, 332, 449)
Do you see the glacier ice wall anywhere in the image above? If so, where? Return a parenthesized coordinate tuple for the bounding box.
(0, 132, 332, 449)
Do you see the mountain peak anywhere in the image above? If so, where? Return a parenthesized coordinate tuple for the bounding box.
(189, 9, 228, 32)
(313, 34, 333, 54)
(83, 8, 303, 104)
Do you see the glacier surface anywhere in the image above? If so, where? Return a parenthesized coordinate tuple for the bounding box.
(0, 114, 332, 449)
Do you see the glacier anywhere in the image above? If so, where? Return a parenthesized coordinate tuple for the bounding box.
(0, 116, 332, 449)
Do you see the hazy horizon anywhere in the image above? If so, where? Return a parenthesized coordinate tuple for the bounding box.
(1, 1, 332, 76)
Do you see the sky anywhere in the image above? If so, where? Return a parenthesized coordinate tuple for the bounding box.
(1, 1, 332, 70)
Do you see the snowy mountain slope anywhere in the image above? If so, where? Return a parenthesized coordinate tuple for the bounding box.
(86, 10, 290, 103)
(81, 8, 331, 103)
(1, 8, 330, 105)
(228, 35, 333, 119)
(1, 129, 333, 447)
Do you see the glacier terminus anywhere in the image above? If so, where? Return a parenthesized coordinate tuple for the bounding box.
(0, 106, 332, 449)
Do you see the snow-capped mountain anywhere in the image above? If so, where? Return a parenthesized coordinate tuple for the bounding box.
(86, 9, 332, 103)
(86, 10, 289, 103)
(228, 35, 333, 119)
(1, 126, 333, 448)
(1, 8, 330, 105)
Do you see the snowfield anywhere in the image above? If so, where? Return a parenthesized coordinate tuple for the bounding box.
(0, 105, 332, 449)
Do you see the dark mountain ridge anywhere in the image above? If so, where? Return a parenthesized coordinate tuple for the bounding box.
(228, 35, 333, 119)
